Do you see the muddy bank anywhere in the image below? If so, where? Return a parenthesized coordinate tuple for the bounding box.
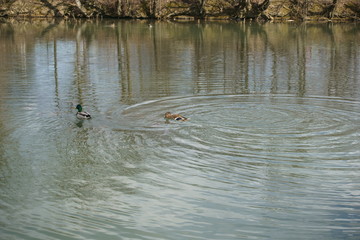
(0, 0, 359, 21)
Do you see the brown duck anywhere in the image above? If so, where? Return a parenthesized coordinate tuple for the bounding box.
(164, 112, 188, 121)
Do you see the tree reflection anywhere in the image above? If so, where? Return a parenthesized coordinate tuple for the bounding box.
(0, 19, 359, 105)
(116, 21, 133, 104)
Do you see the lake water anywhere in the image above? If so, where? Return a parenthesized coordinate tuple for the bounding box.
(0, 19, 359, 240)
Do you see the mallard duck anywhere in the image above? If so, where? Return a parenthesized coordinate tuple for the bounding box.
(76, 104, 91, 119)
(164, 112, 188, 121)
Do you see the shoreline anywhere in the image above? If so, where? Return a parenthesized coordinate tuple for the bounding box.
(0, 0, 359, 22)
(0, 16, 358, 24)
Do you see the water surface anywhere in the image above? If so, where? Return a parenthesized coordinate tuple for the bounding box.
(0, 20, 359, 240)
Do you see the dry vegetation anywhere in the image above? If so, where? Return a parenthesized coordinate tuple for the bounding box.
(0, 0, 359, 21)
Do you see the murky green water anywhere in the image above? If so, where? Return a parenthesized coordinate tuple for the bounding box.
(0, 19, 359, 240)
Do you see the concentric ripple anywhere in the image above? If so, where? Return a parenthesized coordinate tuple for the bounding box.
(114, 95, 360, 239)
(122, 95, 360, 158)
(119, 95, 360, 171)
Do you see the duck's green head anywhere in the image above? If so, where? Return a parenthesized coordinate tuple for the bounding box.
(76, 104, 82, 112)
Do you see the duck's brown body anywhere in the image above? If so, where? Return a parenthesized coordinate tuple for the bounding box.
(164, 112, 188, 121)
